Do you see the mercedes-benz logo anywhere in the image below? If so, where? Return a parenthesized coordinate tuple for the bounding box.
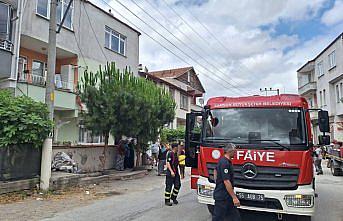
(241, 163, 258, 179)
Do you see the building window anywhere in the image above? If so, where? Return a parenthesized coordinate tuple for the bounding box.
(323, 89, 326, 106)
(36, 0, 73, 29)
(329, 51, 336, 69)
(79, 124, 104, 144)
(169, 88, 175, 99)
(0, 2, 11, 41)
(36, 0, 49, 18)
(340, 83, 343, 100)
(105, 26, 126, 56)
(336, 85, 340, 103)
(32, 60, 45, 76)
(319, 91, 323, 107)
(317, 61, 324, 77)
(180, 93, 189, 110)
(308, 97, 313, 108)
(18, 56, 27, 79)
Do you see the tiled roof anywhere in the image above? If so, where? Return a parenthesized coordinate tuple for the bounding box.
(149, 67, 193, 78)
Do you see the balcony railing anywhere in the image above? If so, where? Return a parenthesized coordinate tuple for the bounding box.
(18, 73, 74, 92)
(298, 82, 317, 95)
(0, 39, 13, 52)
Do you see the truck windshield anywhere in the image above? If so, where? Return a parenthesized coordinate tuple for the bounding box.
(204, 108, 307, 147)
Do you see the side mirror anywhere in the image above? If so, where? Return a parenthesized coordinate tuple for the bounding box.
(318, 110, 330, 133)
(318, 135, 330, 145)
(211, 117, 219, 127)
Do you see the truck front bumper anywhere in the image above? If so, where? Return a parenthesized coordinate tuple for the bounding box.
(197, 176, 315, 217)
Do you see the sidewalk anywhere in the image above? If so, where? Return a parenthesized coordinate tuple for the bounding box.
(0, 169, 159, 221)
(0, 169, 148, 195)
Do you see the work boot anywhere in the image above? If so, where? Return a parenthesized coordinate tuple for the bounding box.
(172, 199, 179, 205)
(165, 200, 172, 206)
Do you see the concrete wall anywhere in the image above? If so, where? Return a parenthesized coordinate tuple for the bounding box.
(52, 145, 119, 173)
(21, 0, 140, 75)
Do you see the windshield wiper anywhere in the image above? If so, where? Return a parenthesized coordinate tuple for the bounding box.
(248, 139, 291, 151)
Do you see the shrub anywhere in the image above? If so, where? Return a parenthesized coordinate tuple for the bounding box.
(0, 90, 53, 148)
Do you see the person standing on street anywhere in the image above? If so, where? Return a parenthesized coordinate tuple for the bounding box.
(158, 143, 167, 176)
(314, 146, 323, 175)
(212, 143, 241, 221)
(151, 141, 160, 166)
(164, 143, 181, 206)
(178, 148, 186, 179)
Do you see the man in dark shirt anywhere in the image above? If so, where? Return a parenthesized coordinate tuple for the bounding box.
(212, 143, 241, 221)
(164, 143, 181, 206)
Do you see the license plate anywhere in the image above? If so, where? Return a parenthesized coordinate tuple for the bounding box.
(236, 192, 265, 201)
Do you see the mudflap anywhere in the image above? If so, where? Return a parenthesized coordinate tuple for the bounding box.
(191, 168, 199, 189)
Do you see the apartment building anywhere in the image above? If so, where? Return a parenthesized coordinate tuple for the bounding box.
(297, 33, 343, 142)
(0, 0, 140, 144)
(139, 67, 205, 129)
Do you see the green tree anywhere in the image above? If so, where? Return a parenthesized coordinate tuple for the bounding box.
(78, 63, 176, 168)
(160, 127, 185, 143)
(0, 90, 53, 148)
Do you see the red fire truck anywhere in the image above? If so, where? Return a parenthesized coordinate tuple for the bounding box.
(185, 95, 330, 221)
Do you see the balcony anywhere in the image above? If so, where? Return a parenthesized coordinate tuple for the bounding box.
(16, 73, 77, 111)
(0, 39, 13, 52)
(18, 73, 74, 92)
(298, 82, 317, 96)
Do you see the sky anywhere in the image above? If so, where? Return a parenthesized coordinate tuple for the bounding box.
(95, 0, 343, 99)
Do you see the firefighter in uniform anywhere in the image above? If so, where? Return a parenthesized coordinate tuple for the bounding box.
(164, 143, 181, 206)
(212, 143, 241, 221)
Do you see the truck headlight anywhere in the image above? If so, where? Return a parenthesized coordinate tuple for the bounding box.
(198, 185, 214, 198)
(284, 194, 314, 208)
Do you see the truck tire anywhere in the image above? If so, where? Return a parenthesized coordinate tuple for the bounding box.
(297, 216, 311, 221)
(285, 215, 311, 221)
(327, 160, 331, 168)
(331, 163, 342, 176)
(207, 204, 214, 215)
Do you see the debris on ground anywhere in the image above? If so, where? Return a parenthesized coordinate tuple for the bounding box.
(51, 152, 79, 173)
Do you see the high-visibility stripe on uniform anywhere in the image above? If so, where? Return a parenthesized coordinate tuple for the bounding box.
(165, 191, 171, 199)
(173, 188, 179, 193)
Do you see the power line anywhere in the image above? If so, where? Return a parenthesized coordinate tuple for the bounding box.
(131, 0, 252, 95)
(109, 0, 246, 95)
(155, 0, 255, 92)
(179, 3, 261, 84)
(98, 0, 242, 94)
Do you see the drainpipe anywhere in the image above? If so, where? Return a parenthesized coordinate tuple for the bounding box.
(11, 0, 24, 95)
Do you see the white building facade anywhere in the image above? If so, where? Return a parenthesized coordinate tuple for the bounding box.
(297, 33, 343, 142)
(0, 0, 140, 144)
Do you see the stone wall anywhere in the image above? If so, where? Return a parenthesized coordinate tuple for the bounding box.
(52, 145, 118, 173)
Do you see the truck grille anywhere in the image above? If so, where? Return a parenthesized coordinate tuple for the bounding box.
(206, 163, 299, 190)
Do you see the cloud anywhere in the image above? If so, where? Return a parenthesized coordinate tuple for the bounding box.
(97, 0, 340, 98)
(322, 0, 343, 26)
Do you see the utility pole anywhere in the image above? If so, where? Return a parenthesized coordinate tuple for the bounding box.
(40, 0, 58, 191)
(260, 87, 280, 96)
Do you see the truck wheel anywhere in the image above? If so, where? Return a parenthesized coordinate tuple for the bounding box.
(331, 162, 342, 176)
(297, 216, 311, 221)
(327, 160, 331, 168)
(207, 204, 214, 215)
(285, 215, 311, 221)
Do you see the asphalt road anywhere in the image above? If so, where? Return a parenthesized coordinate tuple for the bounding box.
(43, 163, 343, 221)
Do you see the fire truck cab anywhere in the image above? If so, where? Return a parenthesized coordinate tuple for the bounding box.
(185, 95, 330, 221)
